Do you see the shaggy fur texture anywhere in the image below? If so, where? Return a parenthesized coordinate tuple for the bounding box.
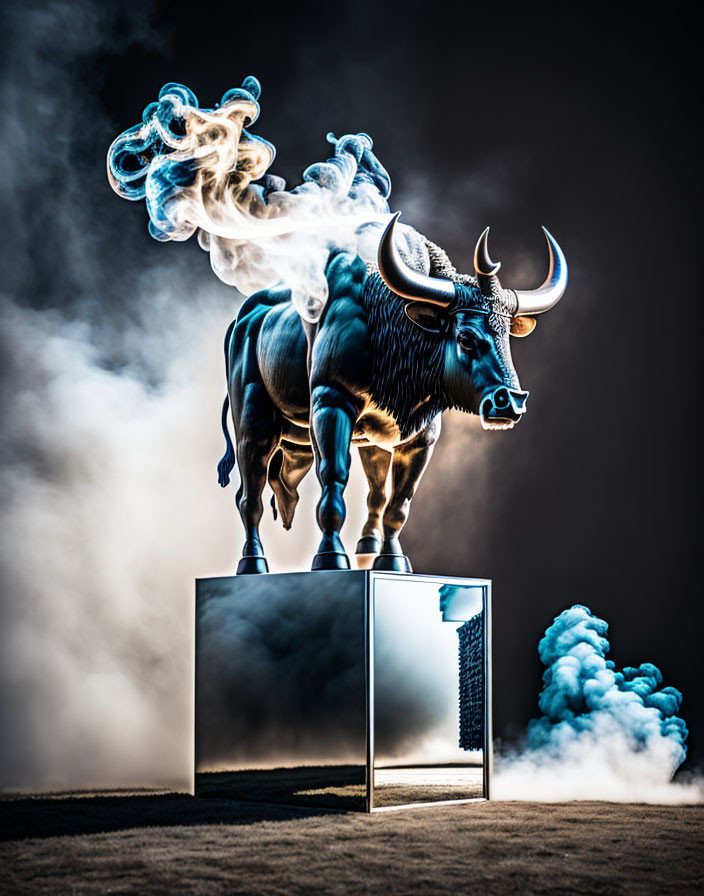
(361, 272, 449, 438)
(360, 236, 473, 438)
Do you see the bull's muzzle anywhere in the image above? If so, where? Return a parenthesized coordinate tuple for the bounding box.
(479, 386, 529, 431)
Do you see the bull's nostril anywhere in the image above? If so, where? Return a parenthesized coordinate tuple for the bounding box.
(481, 399, 493, 417)
(495, 389, 509, 409)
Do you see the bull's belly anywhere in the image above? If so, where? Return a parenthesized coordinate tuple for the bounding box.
(257, 304, 410, 449)
(280, 405, 410, 451)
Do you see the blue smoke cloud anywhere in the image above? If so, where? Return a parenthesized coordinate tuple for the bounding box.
(529, 605, 687, 762)
(495, 605, 695, 802)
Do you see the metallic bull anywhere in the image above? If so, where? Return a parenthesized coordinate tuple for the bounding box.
(218, 214, 568, 573)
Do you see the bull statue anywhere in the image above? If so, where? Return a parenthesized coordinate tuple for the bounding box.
(217, 213, 568, 574)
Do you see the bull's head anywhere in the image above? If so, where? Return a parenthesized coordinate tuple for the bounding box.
(377, 213, 568, 430)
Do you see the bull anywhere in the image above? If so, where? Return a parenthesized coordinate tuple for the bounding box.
(217, 213, 568, 573)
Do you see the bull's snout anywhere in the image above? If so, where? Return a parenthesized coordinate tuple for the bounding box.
(479, 386, 529, 431)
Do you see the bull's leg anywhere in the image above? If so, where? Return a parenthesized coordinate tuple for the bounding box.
(268, 441, 314, 530)
(232, 383, 281, 575)
(355, 444, 392, 568)
(310, 385, 358, 570)
(374, 417, 442, 572)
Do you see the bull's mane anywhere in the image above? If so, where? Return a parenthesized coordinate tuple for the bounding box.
(362, 269, 449, 439)
(361, 234, 484, 438)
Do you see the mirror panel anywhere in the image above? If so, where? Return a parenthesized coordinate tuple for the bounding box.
(195, 571, 367, 811)
(372, 576, 488, 808)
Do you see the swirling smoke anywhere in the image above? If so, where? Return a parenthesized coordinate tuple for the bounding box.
(495, 605, 701, 803)
(107, 78, 407, 322)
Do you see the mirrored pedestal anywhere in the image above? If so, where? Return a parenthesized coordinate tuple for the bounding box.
(195, 570, 491, 812)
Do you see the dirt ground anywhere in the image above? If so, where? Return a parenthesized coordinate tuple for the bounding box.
(1, 793, 703, 895)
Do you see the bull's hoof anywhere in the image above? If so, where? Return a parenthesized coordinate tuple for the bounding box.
(311, 551, 351, 571)
(354, 535, 381, 569)
(236, 555, 269, 575)
(355, 535, 380, 570)
(355, 534, 381, 554)
(373, 553, 413, 573)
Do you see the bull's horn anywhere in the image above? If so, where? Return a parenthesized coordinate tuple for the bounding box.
(513, 227, 568, 315)
(474, 227, 501, 294)
(378, 212, 456, 307)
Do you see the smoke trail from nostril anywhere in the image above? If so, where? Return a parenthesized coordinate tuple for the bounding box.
(494, 605, 703, 803)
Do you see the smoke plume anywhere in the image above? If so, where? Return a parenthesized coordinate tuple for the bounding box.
(106, 78, 420, 322)
(495, 605, 702, 803)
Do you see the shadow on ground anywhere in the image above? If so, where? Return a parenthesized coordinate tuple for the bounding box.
(0, 789, 336, 842)
(195, 766, 366, 811)
(1, 763, 491, 842)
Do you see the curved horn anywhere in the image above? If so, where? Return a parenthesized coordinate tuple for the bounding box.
(474, 227, 501, 276)
(378, 212, 456, 307)
(513, 227, 568, 315)
(474, 226, 501, 294)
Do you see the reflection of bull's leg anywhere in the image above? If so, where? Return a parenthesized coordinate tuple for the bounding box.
(310, 385, 358, 570)
(374, 417, 441, 572)
(268, 441, 314, 530)
(355, 444, 392, 567)
(232, 383, 280, 575)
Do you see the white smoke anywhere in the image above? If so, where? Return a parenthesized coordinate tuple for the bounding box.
(106, 79, 417, 323)
(494, 605, 703, 803)
(0, 288, 221, 789)
(0, 279, 372, 792)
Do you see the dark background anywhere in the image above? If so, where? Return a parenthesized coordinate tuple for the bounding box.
(2, 0, 702, 773)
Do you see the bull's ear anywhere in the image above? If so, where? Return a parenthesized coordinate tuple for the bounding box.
(404, 302, 449, 334)
(510, 316, 537, 337)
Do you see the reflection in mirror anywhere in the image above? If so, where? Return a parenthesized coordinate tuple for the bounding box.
(195, 571, 368, 811)
(372, 576, 488, 808)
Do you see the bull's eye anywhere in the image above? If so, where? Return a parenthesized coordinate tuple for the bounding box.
(457, 330, 478, 356)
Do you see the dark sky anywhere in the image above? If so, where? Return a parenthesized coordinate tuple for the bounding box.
(2, 0, 702, 775)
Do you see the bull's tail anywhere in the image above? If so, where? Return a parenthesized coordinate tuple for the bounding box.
(217, 319, 238, 488)
(217, 395, 236, 487)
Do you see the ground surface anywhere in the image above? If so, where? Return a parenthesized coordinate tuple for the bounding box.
(1, 794, 702, 895)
